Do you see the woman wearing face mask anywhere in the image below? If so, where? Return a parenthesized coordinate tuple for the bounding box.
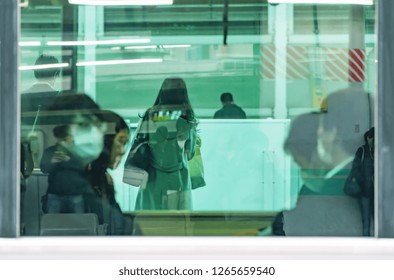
(124, 77, 197, 210)
(40, 94, 105, 214)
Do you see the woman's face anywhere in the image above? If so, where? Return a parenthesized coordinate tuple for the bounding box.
(64, 113, 105, 165)
(367, 135, 374, 148)
(109, 129, 129, 169)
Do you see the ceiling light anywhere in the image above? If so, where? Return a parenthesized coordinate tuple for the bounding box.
(68, 0, 173, 5)
(76, 58, 163, 67)
(19, 63, 69, 71)
(268, 0, 373, 5)
(47, 38, 150, 46)
(125, 45, 157, 50)
(162, 44, 191, 49)
(19, 41, 41, 47)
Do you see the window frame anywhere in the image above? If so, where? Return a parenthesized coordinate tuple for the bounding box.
(376, 0, 394, 238)
(0, 0, 19, 237)
(1, 0, 392, 241)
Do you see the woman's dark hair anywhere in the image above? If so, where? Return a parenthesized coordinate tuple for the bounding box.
(115, 117, 129, 133)
(47, 93, 100, 112)
(152, 77, 195, 121)
(53, 125, 69, 139)
(43, 93, 102, 125)
(364, 127, 375, 143)
(100, 110, 130, 134)
(89, 134, 115, 196)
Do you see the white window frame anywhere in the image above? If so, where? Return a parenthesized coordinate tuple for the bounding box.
(1, 0, 393, 257)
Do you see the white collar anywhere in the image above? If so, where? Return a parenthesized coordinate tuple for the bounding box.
(26, 82, 56, 93)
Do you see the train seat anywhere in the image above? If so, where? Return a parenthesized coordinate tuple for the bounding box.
(40, 213, 102, 236)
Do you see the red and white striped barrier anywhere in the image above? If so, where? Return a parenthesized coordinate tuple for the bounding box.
(260, 46, 369, 82)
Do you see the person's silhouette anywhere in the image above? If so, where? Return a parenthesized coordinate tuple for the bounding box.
(213, 92, 246, 119)
(21, 54, 61, 115)
(124, 77, 198, 210)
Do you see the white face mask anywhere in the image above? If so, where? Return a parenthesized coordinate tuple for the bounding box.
(65, 125, 104, 164)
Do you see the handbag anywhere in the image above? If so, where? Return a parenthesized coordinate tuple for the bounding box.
(188, 134, 206, 190)
(344, 174, 362, 197)
(123, 141, 150, 189)
(344, 146, 365, 197)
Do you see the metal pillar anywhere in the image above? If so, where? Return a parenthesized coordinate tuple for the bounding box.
(377, 0, 394, 238)
(0, 0, 19, 237)
(79, 6, 102, 99)
(62, 4, 78, 91)
(349, 5, 366, 89)
(272, 4, 291, 119)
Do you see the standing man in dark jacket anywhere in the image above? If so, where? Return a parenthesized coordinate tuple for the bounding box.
(213, 92, 246, 119)
(20, 54, 61, 233)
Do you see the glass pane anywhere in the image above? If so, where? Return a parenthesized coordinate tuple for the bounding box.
(19, 1, 376, 237)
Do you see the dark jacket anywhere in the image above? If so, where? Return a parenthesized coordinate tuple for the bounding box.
(213, 104, 246, 119)
(126, 107, 197, 210)
(353, 144, 374, 198)
(40, 144, 92, 196)
(86, 168, 125, 235)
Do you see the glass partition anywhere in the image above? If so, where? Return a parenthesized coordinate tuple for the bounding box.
(19, 1, 376, 237)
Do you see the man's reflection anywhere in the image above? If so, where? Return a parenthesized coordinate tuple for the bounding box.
(284, 88, 373, 236)
(284, 112, 328, 194)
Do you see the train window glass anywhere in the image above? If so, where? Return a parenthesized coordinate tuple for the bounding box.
(19, 2, 376, 237)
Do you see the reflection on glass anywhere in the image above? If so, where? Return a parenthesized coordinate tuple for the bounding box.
(19, 3, 376, 236)
(124, 77, 197, 211)
(284, 89, 374, 236)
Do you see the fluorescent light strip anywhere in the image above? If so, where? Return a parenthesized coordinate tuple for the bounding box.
(162, 44, 191, 49)
(19, 41, 41, 47)
(68, 0, 173, 5)
(19, 63, 69, 71)
(47, 38, 150, 46)
(268, 0, 373, 4)
(125, 45, 157, 50)
(76, 58, 163, 66)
